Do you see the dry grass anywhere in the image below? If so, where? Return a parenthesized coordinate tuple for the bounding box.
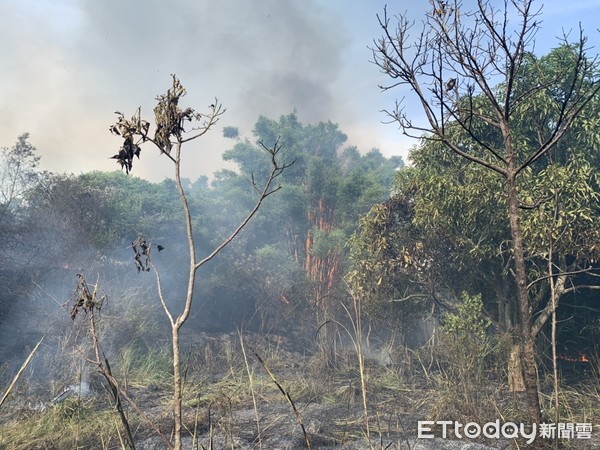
(118, 344, 172, 389)
(2, 289, 598, 450)
(540, 379, 600, 424)
(0, 336, 44, 408)
(0, 397, 140, 450)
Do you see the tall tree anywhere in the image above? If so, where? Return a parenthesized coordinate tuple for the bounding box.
(221, 114, 403, 353)
(0, 134, 47, 321)
(372, 0, 599, 430)
(0, 134, 45, 219)
(222, 114, 402, 300)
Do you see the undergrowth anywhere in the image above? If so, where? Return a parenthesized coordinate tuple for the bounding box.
(0, 397, 138, 450)
(1, 289, 598, 449)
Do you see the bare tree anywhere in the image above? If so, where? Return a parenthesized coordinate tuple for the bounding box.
(372, 0, 599, 432)
(67, 274, 137, 450)
(110, 76, 292, 449)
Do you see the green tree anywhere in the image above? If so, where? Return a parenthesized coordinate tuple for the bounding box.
(0, 134, 45, 218)
(219, 114, 403, 356)
(0, 134, 47, 322)
(222, 114, 402, 300)
(24, 171, 184, 267)
(372, 0, 599, 429)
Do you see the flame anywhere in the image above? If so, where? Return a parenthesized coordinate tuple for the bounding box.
(557, 352, 590, 363)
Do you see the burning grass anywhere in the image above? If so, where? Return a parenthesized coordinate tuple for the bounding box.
(1, 333, 599, 449)
(1, 281, 599, 449)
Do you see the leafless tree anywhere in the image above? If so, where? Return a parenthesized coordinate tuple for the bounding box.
(110, 76, 292, 449)
(372, 0, 599, 432)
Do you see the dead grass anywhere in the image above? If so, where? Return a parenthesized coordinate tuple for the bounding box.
(2, 310, 598, 450)
(540, 379, 600, 424)
(0, 397, 140, 450)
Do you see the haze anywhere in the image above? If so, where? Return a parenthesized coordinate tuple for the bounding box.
(0, 0, 597, 181)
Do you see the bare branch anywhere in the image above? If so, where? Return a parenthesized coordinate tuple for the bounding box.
(372, 3, 512, 177)
(195, 139, 293, 269)
(181, 100, 226, 143)
(150, 260, 175, 327)
(527, 266, 593, 291)
(562, 284, 600, 295)
(517, 30, 600, 173)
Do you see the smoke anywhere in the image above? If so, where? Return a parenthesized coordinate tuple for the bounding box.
(0, 0, 404, 183)
(1, 0, 598, 184)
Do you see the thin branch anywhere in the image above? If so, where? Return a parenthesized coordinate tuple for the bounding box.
(517, 31, 600, 174)
(389, 293, 428, 302)
(561, 284, 600, 295)
(518, 194, 554, 210)
(142, 137, 177, 164)
(526, 266, 593, 291)
(251, 346, 312, 450)
(180, 101, 226, 143)
(194, 139, 293, 269)
(150, 260, 175, 327)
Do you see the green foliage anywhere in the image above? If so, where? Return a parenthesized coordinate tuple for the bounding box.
(0, 112, 402, 337)
(0, 399, 125, 450)
(0, 134, 49, 321)
(443, 292, 491, 340)
(402, 42, 600, 279)
(27, 171, 182, 251)
(222, 126, 239, 139)
(347, 194, 415, 304)
(0, 136, 47, 290)
(521, 160, 600, 261)
(118, 344, 172, 387)
(438, 292, 494, 381)
(218, 112, 402, 309)
(186, 108, 405, 329)
(408, 139, 508, 261)
(348, 44, 600, 347)
(309, 228, 346, 259)
(428, 293, 498, 422)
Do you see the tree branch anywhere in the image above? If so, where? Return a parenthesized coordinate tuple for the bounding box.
(194, 139, 293, 269)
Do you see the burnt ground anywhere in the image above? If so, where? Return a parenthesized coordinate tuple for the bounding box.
(1, 331, 599, 449)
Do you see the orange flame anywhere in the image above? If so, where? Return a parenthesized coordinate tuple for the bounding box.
(558, 352, 590, 363)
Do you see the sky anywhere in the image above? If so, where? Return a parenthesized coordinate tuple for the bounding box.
(1, 0, 598, 182)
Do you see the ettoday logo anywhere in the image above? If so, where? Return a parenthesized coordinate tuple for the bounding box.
(418, 420, 593, 445)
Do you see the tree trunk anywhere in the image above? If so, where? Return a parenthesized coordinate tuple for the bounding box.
(508, 344, 525, 392)
(172, 326, 182, 450)
(506, 174, 542, 427)
(495, 276, 514, 332)
(496, 278, 525, 392)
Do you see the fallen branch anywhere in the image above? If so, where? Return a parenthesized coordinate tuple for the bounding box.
(250, 346, 312, 450)
(0, 335, 44, 408)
